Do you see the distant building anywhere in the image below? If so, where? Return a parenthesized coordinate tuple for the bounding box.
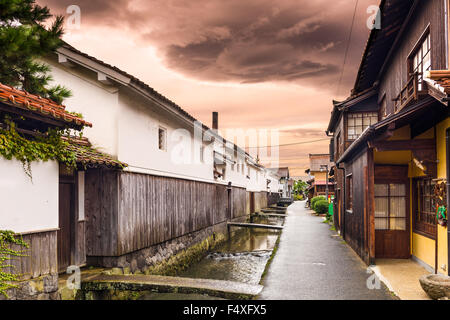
(267, 167, 292, 198)
(305, 154, 334, 201)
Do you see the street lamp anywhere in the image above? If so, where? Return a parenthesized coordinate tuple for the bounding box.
(320, 165, 329, 202)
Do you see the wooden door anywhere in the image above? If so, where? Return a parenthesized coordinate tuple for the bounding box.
(375, 182, 410, 259)
(250, 192, 255, 213)
(58, 182, 74, 272)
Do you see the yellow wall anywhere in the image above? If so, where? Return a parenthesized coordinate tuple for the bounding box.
(435, 118, 449, 274)
(374, 124, 448, 274)
(412, 233, 436, 268)
(412, 120, 448, 274)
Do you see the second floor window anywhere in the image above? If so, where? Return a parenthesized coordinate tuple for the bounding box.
(412, 33, 431, 91)
(347, 112, 378, 140)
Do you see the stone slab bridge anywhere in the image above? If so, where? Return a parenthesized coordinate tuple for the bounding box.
(79, 274, 263, 300)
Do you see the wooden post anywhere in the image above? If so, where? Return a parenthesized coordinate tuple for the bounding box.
(367, 148, 376, 264)
(446, 128, 450, 276)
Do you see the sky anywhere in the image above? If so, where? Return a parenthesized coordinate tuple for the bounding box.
(38, 0, 378, 176)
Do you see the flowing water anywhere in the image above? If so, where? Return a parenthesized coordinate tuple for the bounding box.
(138, 215, 284, 300)
(179, 216, 283, 285)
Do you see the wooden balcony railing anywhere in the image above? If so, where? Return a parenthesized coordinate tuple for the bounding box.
(393, 73, 419, 114)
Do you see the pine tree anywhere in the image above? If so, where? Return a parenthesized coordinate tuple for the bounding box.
(0, 0, 71, 104)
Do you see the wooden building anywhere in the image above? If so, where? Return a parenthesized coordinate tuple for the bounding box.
(305, 154, 335, 200)
(0, 83, 123, 299)
(327, 0, 449, 275)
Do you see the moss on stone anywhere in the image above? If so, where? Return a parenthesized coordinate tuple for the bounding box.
(143, 232, 226, 277)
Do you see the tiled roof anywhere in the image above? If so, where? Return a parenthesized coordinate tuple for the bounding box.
(61, 43, 198, 124)
(427, 70, 450, 94)
(0, 83, 92, 128)
(63, 136, 127, 169)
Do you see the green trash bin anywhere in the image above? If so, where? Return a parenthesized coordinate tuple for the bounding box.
(328, 196, 334, 216)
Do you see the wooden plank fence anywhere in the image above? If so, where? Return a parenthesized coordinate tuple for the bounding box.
(85, 169, 261, 257)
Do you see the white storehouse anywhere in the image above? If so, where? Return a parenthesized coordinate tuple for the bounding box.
(36, 43, 282, 271)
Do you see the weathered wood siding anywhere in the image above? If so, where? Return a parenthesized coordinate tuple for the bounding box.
(380, 0, 447, 114)
(267, 192, 280, 206)
(85, 169, 250, 257)
(245, 191, 269, 214)
(6, 230, 58, 280)
(254, 192, 268, 212)
(232, 187, 247, 219)
(85, 169, 119, 257)
(344, 149, 370, 263)
(74, 221, 86, 267)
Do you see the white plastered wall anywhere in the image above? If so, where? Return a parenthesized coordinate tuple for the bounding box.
(0, 158, 59, 234)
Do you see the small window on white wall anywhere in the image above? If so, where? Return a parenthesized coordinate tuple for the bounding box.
(158, 127, 167, 151)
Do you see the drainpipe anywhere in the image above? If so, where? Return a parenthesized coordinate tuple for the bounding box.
(446, 128, 450, 276)
(337, 163, 346, 239)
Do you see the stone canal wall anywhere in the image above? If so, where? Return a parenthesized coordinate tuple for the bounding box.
(1, 230, 60, 300)
(0, 273, 59, 301)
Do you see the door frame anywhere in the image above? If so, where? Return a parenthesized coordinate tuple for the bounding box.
(374, 165, 411, 259)
(58, 166, 77, 273)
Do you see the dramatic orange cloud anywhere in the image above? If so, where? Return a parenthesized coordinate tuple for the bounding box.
(38, 0, 378, 176)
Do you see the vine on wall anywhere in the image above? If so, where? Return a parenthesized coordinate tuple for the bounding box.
(0, 231, 29, 298)
(0, 117, 78, 179)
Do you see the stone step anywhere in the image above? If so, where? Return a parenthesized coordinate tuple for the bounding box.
(227, 222, 284, 230)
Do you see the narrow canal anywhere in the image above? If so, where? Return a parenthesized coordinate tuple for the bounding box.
(139, 215, 285, 300)
(180, 215, 283, 285)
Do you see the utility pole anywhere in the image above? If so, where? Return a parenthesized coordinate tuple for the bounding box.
(321, 165, 329, 202)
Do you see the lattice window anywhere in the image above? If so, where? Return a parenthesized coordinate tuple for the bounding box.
(415, 179, 437, 238)
(412, 33, 431, 91)
(347, 112, 378, 140)
(375, 184, 407, 231)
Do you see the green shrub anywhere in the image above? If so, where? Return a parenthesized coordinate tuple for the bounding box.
(314, 200, 329, 215)
(293, 194, 304, 201)
(311, 196, 326, 211)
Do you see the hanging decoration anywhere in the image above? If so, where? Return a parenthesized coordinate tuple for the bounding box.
(433, 181, 447, 227)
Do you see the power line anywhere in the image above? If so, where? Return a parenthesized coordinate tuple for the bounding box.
(337, 0, 359, 96)
(246, 138, 330, 149)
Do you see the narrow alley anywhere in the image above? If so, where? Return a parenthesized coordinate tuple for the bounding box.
(259, 201, 394, 300)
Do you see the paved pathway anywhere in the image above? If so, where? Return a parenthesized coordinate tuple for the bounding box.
(259, 201, 394, 300)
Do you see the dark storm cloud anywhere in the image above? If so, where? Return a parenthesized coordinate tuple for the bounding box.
(39, 0, 377, 87)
